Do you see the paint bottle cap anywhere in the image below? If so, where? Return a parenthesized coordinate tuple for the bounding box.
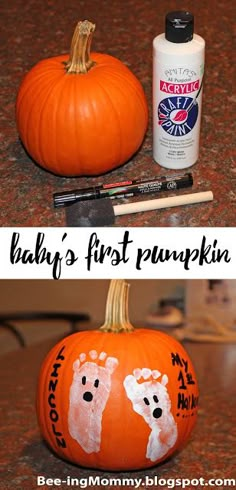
(165, 11, 194, 43)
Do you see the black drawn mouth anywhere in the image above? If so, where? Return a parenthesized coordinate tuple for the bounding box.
(153, 407, 163, 419)
(83, 391, 93, 402)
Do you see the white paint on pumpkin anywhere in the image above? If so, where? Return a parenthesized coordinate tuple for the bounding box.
(142, 368, 152, 379)
(89, 350, 98, 360)
(68, 351, 118, 453)
(79, 353, 86, 362)
(99, 352, 107, 360)
(123, 369, 178, 462)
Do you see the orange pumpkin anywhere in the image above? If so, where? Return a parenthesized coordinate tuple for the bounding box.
(16, 21, 148, 177)
(36, 280, 199, 471)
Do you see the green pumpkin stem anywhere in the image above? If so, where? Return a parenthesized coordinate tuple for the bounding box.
(65, 20, 96, 74)
(100, 280, 134, 333)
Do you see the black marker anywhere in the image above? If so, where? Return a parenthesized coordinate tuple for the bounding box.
(53, 172, 193, 208)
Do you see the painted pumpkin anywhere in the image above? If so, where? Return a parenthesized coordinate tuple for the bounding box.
(36, 280, 199, 471)
(16, 21, 148, 177)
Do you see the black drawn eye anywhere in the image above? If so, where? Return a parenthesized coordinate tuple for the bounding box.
(143, 397, 150, 405)
(94, 379, 99, 388)
(82, 376, 86, 385)
(153, 395, 159, 403)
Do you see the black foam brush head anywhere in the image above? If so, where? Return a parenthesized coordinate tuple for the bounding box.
(65, 198, 115, 227)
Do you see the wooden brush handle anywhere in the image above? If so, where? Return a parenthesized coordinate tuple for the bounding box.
(113, 191, 213, 216)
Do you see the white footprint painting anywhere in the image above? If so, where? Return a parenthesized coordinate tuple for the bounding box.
(124, 368, 178, 462)
(68, 350, 118, 453)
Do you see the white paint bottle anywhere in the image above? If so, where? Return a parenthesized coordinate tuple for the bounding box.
(153, 11, 205, 169)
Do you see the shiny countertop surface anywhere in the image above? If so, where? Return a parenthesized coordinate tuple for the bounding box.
(0, 0, 235, 226)
(0, 336, 235, 489)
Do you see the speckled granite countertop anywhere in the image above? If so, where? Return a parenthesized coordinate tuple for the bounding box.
(0, 336, 235, 489)
(0, 0, 235, 226)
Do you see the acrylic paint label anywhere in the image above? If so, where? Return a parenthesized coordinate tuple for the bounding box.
(153, 63, 204, 169)
(158, 95, 199, 136)
(160, 80, 200, 94)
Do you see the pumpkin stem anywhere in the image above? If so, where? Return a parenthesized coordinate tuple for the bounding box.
(100, 280, 134, 333)
(65, 20, 96, 74)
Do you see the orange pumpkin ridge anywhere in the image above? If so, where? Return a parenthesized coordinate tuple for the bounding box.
(36, 280, 199, 471)
(16, 20, 148, 177)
